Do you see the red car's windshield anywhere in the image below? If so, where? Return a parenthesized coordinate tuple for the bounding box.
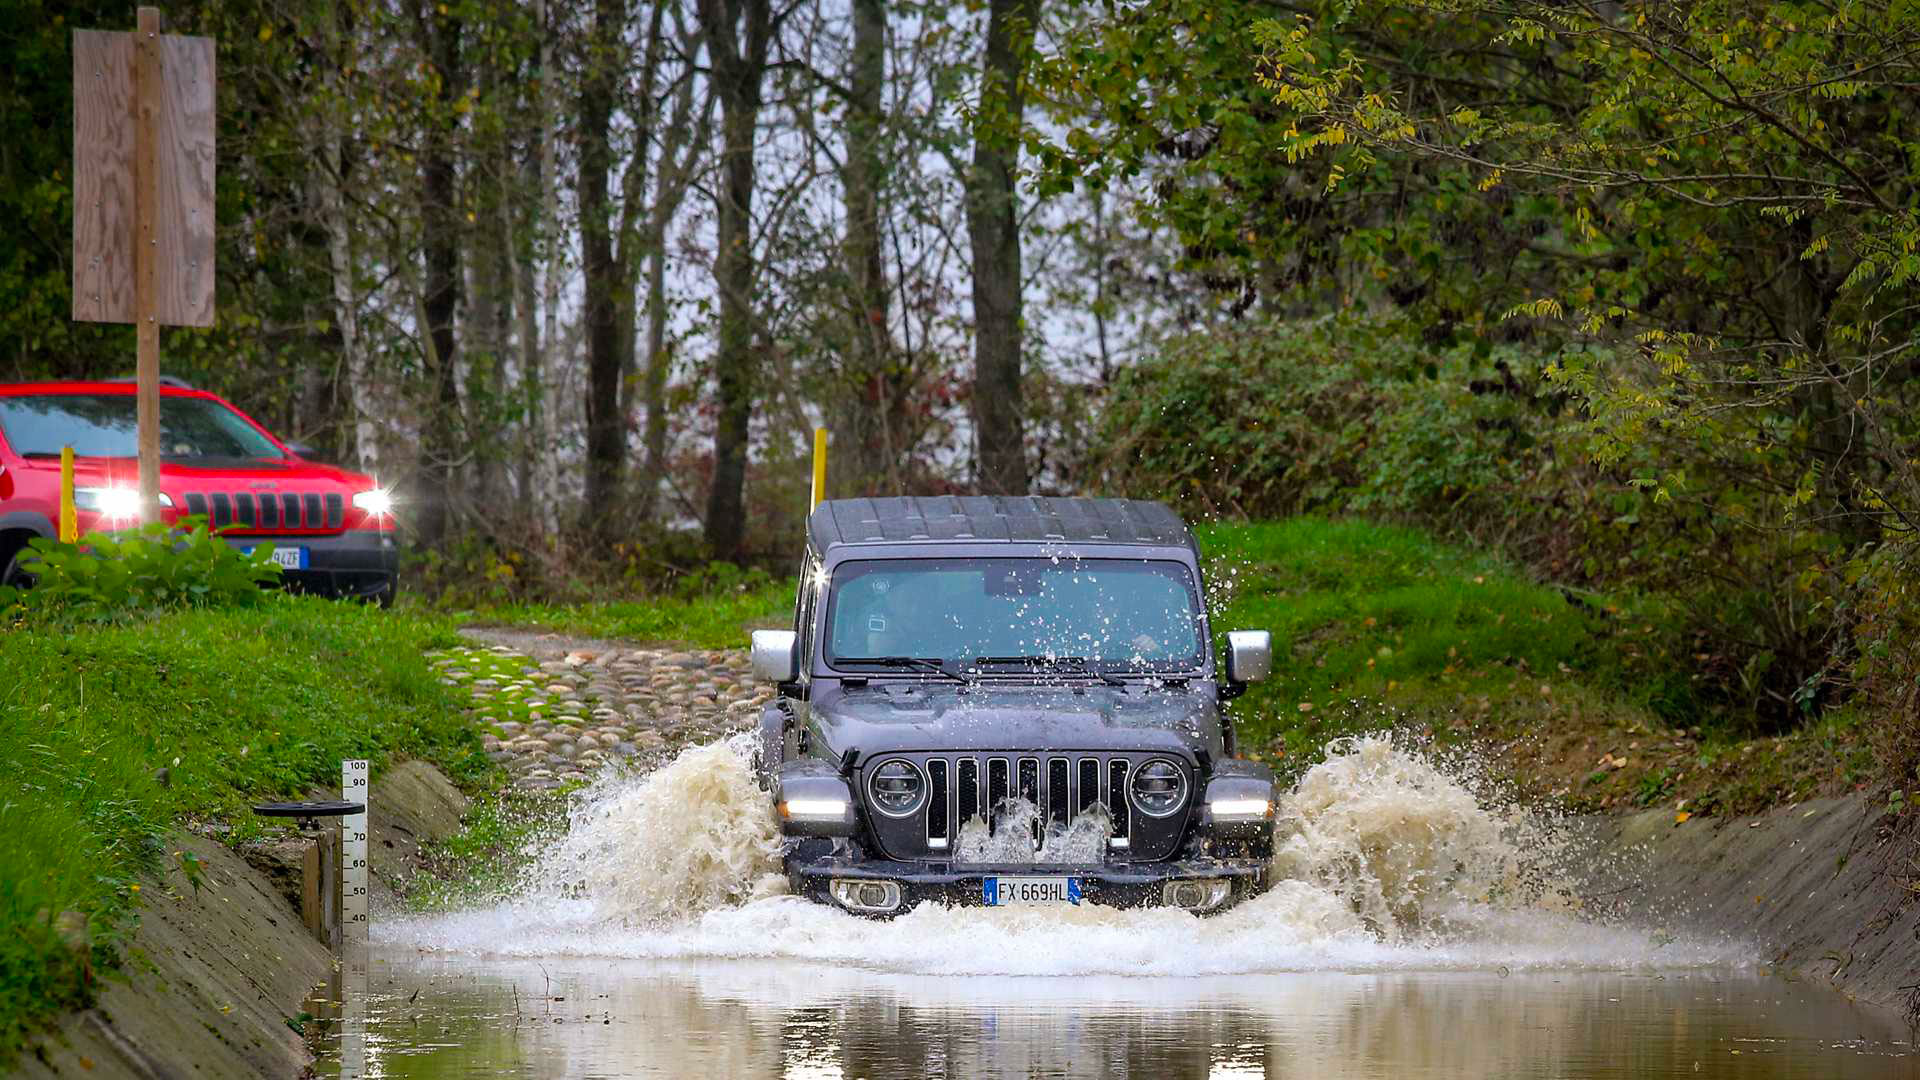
(0, 394, 283, 462)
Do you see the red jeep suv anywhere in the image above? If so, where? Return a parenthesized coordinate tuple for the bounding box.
(0, 380, 398, 603)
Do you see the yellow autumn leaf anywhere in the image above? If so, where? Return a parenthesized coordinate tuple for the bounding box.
(1674, 811, 1691, 824)
(258, 24, 272, 42)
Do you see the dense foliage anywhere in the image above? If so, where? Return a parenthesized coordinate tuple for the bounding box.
(1044, 1, 1920, 770)
(0, 521, 283, 621)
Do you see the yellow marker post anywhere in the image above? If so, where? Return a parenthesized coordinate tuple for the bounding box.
(810, 427, 828, 509)
(58, 446, 78, 542)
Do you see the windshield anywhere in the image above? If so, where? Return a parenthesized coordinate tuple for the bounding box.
(823, 558, 1206, 672)
(0, 394, 284, 461)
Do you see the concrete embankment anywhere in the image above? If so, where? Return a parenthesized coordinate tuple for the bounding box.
(1600, 795, 1920, 1012)
(17, 761, 469, 1079)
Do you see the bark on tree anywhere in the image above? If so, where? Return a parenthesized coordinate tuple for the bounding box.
(613, 2, 672, 481)
(578, 0, 627, 533)
(416, 1, 466, 546)
(468, 57, 513, 516)
(697, 0, 773, 563)
(318, 2, 376, 477)
(836, 0, 898, 497)
(512, 139, 542, 514)
(966, 0, 1037, 496)
(531, 0, 562, 533)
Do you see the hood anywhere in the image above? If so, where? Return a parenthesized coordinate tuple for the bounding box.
(20, 454, 371, 489)
(807, 681, 1225, 761)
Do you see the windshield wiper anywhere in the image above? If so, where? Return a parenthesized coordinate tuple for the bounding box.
(973, 655, 1127, 687)
(835, 656, 972, 684)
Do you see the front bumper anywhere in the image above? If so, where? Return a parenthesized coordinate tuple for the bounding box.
(223, 530, 398, 599)
(787, 847, 1268, 916)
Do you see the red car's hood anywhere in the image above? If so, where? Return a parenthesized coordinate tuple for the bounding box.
(23, 455, 384, 535)
(20, 455, 372, 489)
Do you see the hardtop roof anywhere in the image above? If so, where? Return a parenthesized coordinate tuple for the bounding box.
(807, 496, 1198, 554)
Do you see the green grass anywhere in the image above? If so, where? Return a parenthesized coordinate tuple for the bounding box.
(0, 599, 487, 1062)
(1201, 518, 1673, 770)
(453, 577, 794, 650)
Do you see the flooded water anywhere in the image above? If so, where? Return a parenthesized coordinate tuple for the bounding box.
(316, 949, 1915, 1079)
(313, 737, 1918, 1078)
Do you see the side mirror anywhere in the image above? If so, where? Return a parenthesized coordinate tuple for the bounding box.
(1225, 630, 1272, 684)
(751, 629, 799, 683)
(283, 440, 318, 460)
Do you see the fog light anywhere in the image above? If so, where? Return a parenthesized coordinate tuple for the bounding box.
(829, 878, 903, 914)
(1162, 878, 1232, 911)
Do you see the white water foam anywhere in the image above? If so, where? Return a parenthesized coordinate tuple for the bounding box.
(377, 734, 1751, 976)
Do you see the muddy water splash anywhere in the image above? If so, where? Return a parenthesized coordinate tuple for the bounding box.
(1273, 734, 1566, 938)
(535, 735, 785, 922)
(953, 800, 1113, 863)
(383, 734, 1743, 976)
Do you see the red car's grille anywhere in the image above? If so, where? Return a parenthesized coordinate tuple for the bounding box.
(181, 491, 343, 531)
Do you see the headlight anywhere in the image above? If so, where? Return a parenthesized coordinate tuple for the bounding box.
(780, 798, 849, 821)
(866, 760, 926, 817)
(351, 488, 393, 516)
(1129, 758, 1188, 818)
(1208, 797, 1272, 821)
(73, 487, 171, 517)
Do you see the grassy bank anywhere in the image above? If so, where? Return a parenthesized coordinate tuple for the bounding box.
(1204, 518, 1877, 814)
(449, 576, 793, 650)
(0, 600, 485, 1061)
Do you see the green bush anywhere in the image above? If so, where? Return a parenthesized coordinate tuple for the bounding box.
(1095, 315, 1568, 526)
(0, 520, 281, 621)
(1092, 315, 1888, 734)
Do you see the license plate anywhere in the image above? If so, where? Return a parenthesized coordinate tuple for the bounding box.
(244, 545, 308, 570)
(982, 876, 1082, 906)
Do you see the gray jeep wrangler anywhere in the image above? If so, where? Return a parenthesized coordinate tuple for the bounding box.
(751, 496, 1276, 916)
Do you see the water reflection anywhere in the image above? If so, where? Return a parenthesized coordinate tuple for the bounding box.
(314, 949, 1917, 1079)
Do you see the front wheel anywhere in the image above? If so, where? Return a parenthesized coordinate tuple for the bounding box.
(0, 538, 38, 590)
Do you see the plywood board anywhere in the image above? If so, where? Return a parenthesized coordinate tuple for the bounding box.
(72, 29, 134, 323)
(154, 33, 216, 327)
(72, 28, 215, 327)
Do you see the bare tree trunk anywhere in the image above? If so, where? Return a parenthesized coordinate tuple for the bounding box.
(533, 0, 562, 532)
(416, 0, 465, 546)
(966, 0, 1037, 496)
(512, 143, 540, 512)
(637, 25, 711, 523)
(319, 5, 376, 476)
(698, 0, 772, 563)
(578, 0, 627, 535)
(468, 81, 511, 515)
(835, 0, 897, 497)
(321, 140, 374, 474)
(637, 235, 672, 520)
(613, 1, 672, 500)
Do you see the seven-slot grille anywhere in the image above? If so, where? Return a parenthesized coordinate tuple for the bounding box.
(179, 491, 344, 532)
(884, 752, 1191, 861)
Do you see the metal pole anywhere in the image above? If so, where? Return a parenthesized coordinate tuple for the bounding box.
(58, 447, 78, 542)
(810, 427, 828, 509)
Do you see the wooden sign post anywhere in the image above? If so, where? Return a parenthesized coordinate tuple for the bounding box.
(72, 7, 215, 525)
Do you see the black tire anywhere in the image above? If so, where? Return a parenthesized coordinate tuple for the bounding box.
(0, 538, 38, 590)
(364, 576, 396, 609)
